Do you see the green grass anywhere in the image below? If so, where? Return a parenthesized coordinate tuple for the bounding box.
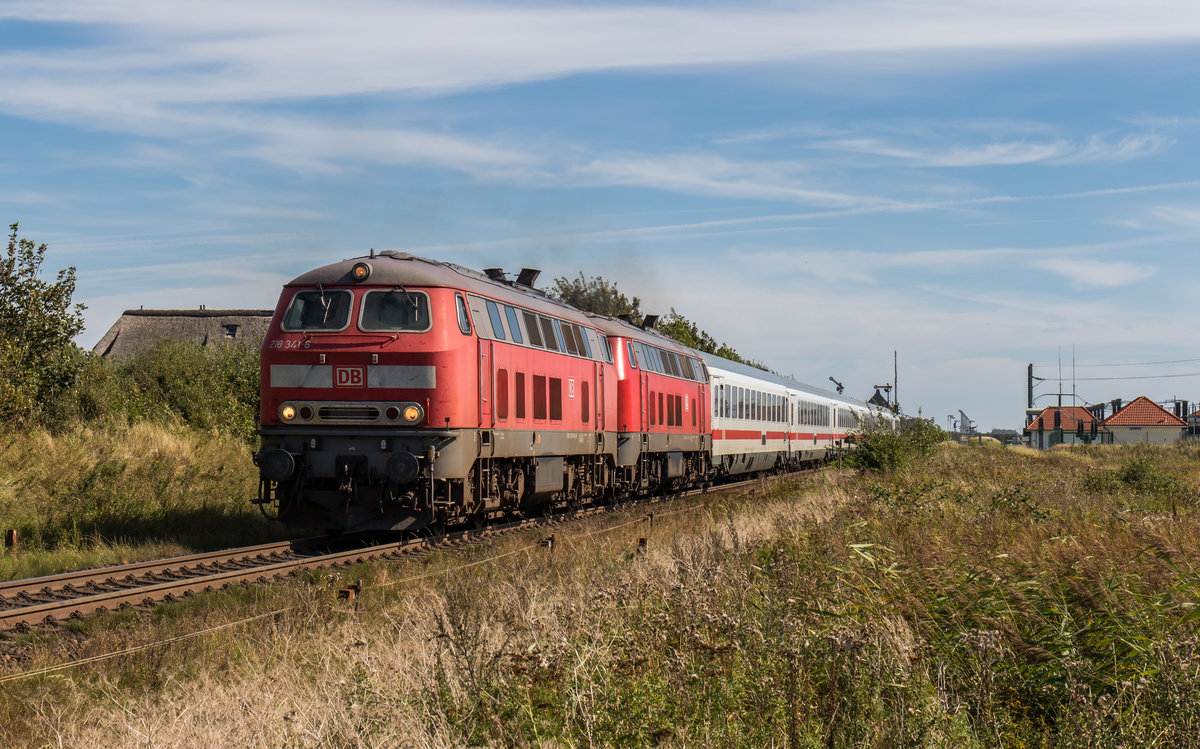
(0, 421, 290, 580)
(2, 443, 1200, 747)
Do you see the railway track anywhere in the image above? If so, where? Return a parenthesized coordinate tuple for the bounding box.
(0, 472, 785, 632)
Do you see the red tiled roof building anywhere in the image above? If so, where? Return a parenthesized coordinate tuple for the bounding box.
(1024, 406, 1106, 449)
(1099, 396, 1186, 445)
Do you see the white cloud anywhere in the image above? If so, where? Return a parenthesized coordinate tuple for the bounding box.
(1030, 258, 1157, 289)
(4, 1, 1200, 122)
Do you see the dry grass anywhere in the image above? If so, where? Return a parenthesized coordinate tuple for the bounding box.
(0, 422, 286, 581)
(3, 444, 1200, 747)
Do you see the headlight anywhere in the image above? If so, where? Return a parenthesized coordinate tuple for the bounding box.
(351, 262, 371, 281)
(403, 405, 423, 424)
(280, 404, 296, 421)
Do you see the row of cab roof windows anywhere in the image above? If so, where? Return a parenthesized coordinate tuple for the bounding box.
(467, 294, 613, 363)
(626, 340, 705, 383)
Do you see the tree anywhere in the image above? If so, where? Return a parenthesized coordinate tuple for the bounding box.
(549, 273, 643, 323)
(0, 223, 86, 422)
(657, 309, 757, 367)
(549, 272, 762, 368)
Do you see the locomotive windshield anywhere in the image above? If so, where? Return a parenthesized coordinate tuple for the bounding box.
(281, 289, 352, 331)
(359, 289, 431, 332)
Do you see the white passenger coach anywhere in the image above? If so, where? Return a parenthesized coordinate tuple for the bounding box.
(698, 352, 877, 476)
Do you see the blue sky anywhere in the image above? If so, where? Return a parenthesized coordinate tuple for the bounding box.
(4, 0, 1200, 430)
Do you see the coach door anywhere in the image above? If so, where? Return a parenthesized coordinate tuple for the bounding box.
(478, 340, 493, 428)
(785, 396, 793, 458)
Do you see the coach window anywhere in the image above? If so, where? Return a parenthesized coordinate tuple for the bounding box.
(485, 301, 507, 341)
(522, 312, 543, 347)
(533, 375, 548, 420)
(496, 369, 509, 420)
(581, 381, 590, 423)
(549, 377, 563, 420)
(515, 372, 527, 419)
(504, 306, 524, 344)
(455, 294, 472, 335)
(282, 289, 352, 332)
(539, 317, 559, 351)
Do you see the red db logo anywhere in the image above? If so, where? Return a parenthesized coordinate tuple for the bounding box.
(334, 366, 366, 388)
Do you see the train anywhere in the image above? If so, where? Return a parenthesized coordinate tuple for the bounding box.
(253, 251, 883, 532)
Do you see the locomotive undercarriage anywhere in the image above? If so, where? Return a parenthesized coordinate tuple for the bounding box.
(257, 426, 830, 533)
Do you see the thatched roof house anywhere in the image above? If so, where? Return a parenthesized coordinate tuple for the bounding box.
(92, 308, 273, 358)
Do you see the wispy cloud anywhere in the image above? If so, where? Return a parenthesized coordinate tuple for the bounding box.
(4, 1, 1200, 131)
(1030, 258, 1157, 289)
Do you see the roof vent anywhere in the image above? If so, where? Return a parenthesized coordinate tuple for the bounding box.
(483, 268, 507, 282)
(516, 268, 541, 287)
(641, 314, 659, 329)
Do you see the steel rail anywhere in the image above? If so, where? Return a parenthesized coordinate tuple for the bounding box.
(0, 539, 311, 600)
(0, 471, 797, 631)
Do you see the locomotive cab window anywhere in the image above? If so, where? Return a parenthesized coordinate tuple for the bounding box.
(281, 289, 352, 331)
(455, 294, 472, 335)
(358, 289, 431, 332)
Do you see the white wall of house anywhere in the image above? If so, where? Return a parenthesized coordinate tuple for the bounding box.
(1105, 426, 1184, 445)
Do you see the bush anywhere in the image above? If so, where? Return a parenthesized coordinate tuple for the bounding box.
(848, 413, 946, 472)
(47, 339, 260, 441)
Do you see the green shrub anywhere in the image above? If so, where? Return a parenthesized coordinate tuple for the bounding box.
(45, 339, 260, 440)
(848, 413, 947, 472)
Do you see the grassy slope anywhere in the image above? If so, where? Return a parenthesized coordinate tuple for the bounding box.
(3, 443, 1200, 747)
(0, 423, 287, 580)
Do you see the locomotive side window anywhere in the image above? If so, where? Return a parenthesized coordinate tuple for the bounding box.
(560, 322, 580, 356)
(680, 357, 695, 381)
(504, 306, 524, 344)
(551, 319, 567, 353)
(281, 289, 352, 332)
(539, 317, 559, 351)
(578, 327, 593, 358)
(549, 377, 563, 421)
(522, 312, 544, 347)
(485, 300, 507, 341)
(626, 341, 638, 368)
(663, 352, 680, 378)
(455, 294, 472, 335)
(533, 375, 548, 420)
(496, 369, 509, 420)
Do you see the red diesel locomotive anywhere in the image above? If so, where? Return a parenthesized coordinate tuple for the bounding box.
(255, 251, 872, 532)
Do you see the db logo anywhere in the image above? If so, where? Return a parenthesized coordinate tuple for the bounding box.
(334, 365, 366, 388)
